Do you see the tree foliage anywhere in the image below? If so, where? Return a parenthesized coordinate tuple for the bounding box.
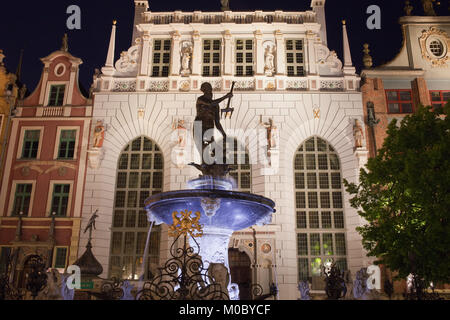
(345, 104, 450, 287)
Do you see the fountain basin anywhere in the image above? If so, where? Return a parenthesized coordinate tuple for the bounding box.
(145, 186, 275, 231)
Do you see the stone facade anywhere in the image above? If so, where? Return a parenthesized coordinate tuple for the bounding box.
(78, 0, 371, 300)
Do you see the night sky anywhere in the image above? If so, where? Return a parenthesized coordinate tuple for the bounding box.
(0, 0, 448, 92)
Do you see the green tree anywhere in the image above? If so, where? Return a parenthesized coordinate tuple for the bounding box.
(345, 104, 450, 299)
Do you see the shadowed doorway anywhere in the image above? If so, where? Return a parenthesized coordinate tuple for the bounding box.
(229, 248, 252, 300)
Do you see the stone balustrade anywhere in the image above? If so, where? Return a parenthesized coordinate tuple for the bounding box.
(142, 10, 317, 25)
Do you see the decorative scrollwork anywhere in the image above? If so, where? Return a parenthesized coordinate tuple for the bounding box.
(168, 210, 204, 238)
(100, 277, 126, 300)
(136, 235, 229, 300)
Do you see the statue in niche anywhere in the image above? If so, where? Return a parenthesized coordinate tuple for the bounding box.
(353, 119, 365, 149)
(93, 121, 106, 148)
(260, 116, 279, 150)
(421, 0, 436, 16)
(264, 44, 275, 76)
(221, 0, 230, 11)
(181, 42, 193, 76)
(173, 119, 187, 149)
(263, 41, 275, 77)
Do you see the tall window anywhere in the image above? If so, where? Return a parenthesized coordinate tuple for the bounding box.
(12, 184, 32, 216)
(152, 39, 171, 77)
(385, 90, 414, 114)
(235, 40, 254, 77)
(222, 138, 251, 193)
(430, 91, 450, 113)
(286, 40, 305, 77)
(53, 247, 68, 269)
(203, 39, 221, 77)
(21, 130, 40, 159)
(58, 129, 76, 159)
(294, 137, 347, 289)
(48, 85, 65, 106)
(110, 137, 163, 280)
(51, 184, 70, 216)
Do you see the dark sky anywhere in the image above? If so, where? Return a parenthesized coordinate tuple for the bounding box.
(0, 0, 448, 92)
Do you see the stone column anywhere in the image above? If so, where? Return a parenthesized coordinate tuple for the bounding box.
(171, 31, 181, 76)
(140, 32, 151, 76)
(306, 31, 317, 75)
(192, 31, 202, 76)
(224, 30, 233, 76)
(275, 30, 285, 76)
(255, 30, 264, 75)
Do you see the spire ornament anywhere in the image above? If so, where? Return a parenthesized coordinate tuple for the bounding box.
(363, 43, 373, 69)
(61, 33, 69, 52)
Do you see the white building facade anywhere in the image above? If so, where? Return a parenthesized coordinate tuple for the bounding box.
(81, 0, 371, 300)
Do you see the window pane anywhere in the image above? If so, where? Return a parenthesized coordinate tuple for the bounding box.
(54, 248, 68, 269)
(306, 155, 316, 170)
(307, 173, 317, 189)
(295, 173, 305, 189)
(322, 234, 333, 256)
(308, 193, 318, 208)
(335, 233, 346, 255)
(309, 212, 319, 229)
(399, 91, 411, 101)
(321, 212, 332, 229)
(297, 211, 307, 229)
(297, 234, 308, 255)
(295, 154, 304, 170)
(310, 234, 321, 255)
(334, 212, 345, 229)
(113, 210, 124, 228)
(386, 91, 398, 101)
(388, 103, 400, 113)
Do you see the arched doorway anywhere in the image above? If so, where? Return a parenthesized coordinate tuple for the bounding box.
(229, 249, 252, 300)
(109, 136, 163, 280)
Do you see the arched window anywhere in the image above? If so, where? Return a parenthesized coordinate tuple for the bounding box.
(109, 136, 163, 280)
(294, 137, 347, 289)
(221, 138, 251, 192)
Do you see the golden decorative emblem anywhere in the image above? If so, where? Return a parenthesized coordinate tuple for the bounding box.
(419, 27, 449, 68)
(168, 210, 204, 238)
(313, 108, 321, 120)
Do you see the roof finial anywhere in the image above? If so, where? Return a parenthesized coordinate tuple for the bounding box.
(221, 0, 230, 11)
(404, 0, 414, 16)
(102, 20, 117, 74)
(363, 43, 373, 69)
(342, 19, 356, 75)
(61, 33, 69, 52)
(421, 0, 437, 16)
(15, 49, 24, 82)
